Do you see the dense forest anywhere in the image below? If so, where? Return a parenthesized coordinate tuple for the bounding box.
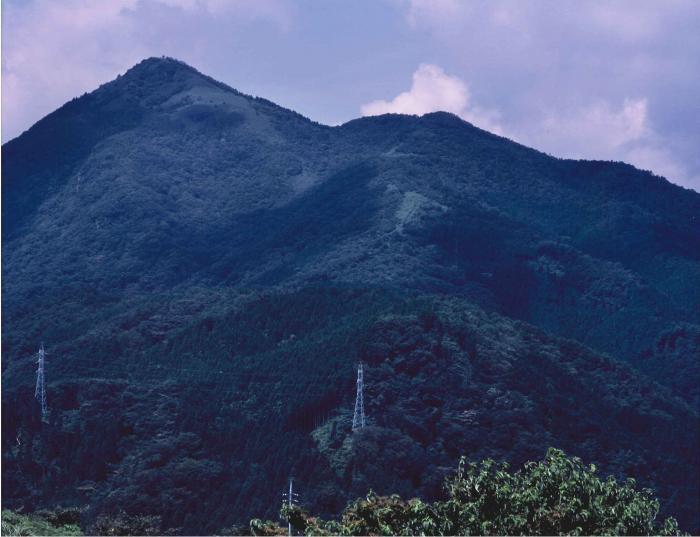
(2, 58, 699, 534)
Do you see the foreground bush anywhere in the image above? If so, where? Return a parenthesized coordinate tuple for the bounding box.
(251, 448, 681, 536)
(90, 512, 165, 536)
(0, 510, 82, 536)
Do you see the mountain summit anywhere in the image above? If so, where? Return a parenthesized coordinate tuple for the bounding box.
(2, 58, 699, 533)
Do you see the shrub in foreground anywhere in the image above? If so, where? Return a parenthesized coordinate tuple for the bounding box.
(251, 448, 681, 536)
(0, 509, 82, 536)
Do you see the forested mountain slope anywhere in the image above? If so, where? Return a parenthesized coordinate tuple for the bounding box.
(2, 57, 699, 533)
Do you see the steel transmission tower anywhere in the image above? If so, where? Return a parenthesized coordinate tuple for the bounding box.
(282, 477, 299, 536)
(352, 362, 365, 431)
(34, 343, 48, 421)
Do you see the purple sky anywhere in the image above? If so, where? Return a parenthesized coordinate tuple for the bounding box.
(3, 0, 699, 191)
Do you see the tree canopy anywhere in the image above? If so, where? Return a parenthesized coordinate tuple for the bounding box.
(251, 448, 681, 536)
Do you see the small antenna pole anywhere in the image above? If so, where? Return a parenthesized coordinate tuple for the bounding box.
(282, 477, 299, 536)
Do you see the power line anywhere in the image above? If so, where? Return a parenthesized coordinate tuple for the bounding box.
(13, 352, 350, 385)
(16, 350, 355, 423)
(16, 352, 351, 381)
(17, 348, 360, 424)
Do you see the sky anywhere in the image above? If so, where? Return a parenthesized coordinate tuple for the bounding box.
(2, 0, 699, 191)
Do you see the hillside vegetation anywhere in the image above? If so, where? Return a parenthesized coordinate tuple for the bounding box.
(2, 57, 699, 534)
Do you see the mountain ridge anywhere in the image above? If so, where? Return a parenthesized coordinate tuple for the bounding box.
(2, 57, 699, 533)
(3, 56, 698, 406)
(3, 57, 698, 400)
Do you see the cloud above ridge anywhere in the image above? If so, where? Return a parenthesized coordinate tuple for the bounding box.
(380, 0, 700, 190)
(361, 62, 698, 188)
(360, 64, 503, 135)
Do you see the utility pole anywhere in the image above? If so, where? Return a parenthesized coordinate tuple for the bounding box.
(34, 343, 48, 422)
(352, 362, 365, 431)
(282, 477, 299, 536)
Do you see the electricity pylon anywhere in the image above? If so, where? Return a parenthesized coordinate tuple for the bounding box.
(35, 343, 48, 421)
(282, 477, 299, 536)
(352, 362, 365, 431)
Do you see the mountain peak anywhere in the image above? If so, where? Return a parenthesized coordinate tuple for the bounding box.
(122, 56, 202, 81)
(108, 56, 241, 102)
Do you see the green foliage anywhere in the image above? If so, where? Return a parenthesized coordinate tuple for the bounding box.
(249, 518, 286, 536)
(264, 449, 680, 536)
(90, 512, 164, 536)
(1, 510, 82, 536)
(435, 449, 680, 536)
(35, 508, 82, 529)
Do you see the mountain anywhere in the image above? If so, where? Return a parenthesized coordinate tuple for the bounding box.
(2, 57, 699, 534)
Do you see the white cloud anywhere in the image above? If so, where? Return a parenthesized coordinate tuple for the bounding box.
(158, 0, 291, 24)
(518, 97, 699, 189)
(403, 0, 464, 28)
(401, 0, 691, 41)
(1, 0, 290, 141)
(2, 0, 143, 139)
(393, 1, 700, 190)
(361, 63, 699, 190)
(624, 145, 700, 189)
(531, 98, 650, 156)
(360, 64, 504, 135)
